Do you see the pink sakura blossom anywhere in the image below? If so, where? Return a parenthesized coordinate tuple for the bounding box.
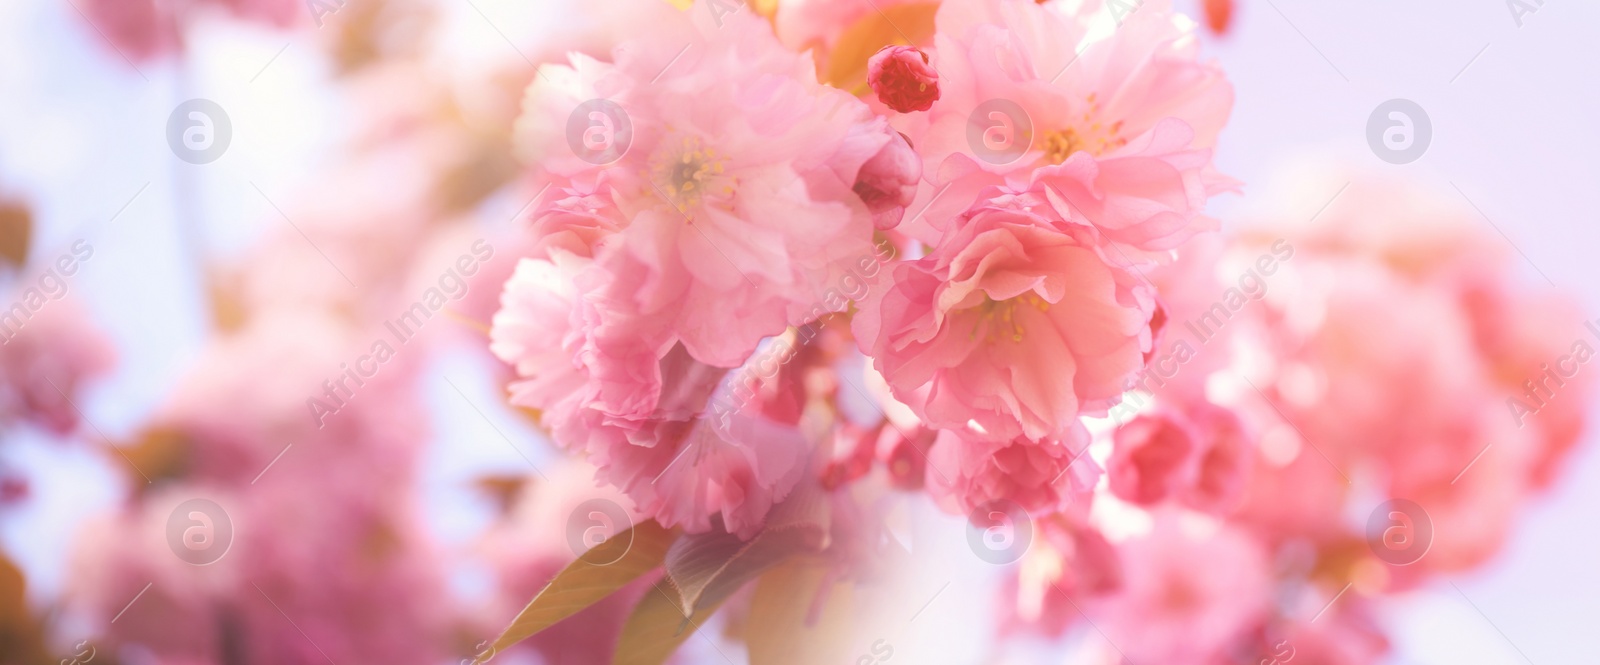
(926, 423, 1099, 516)
(1108, 404, 1251, 514)
(1029, 119, 1235, 263)
(1090, 515, 1272, 663)
(159, 312, 426, 483)
(525, 185, 627, 260)
(1233, 432, 1352, 544)
(69, 312, 449, 665)
(1462, 281, 1594, 489)
(853, 193, 1155, 444)
(1320, 178, 1600, 490)
(78, 0, 178, 62)
(1221, 175, 1593, 579)
(511, 1, 912, 368)
(1179, 403, 1253, 514)
(893, 0, 1235, 260)
(1108, 411, 1196, 505)
(489, 256, 594, 432)
(72, 482, 452, 665)
(868, 46, 941, 113)
(491, 257, 809, 538)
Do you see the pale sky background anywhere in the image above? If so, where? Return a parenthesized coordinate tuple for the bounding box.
(0, 0, 1596, 663)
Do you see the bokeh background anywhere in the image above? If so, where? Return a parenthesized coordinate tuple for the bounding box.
(0, 0, 1596, 663)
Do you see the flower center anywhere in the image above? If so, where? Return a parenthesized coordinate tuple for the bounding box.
(969, 292, 1050, 343)
(1041, 94, 1126, 164)
(651, 134, 731, 215)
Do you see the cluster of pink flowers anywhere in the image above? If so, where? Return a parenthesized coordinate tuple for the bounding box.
(494, 0, 1232, 539)
(0, 298, 115, 507)
(53, 26, 519, 663)
(69, 313, 455, 665)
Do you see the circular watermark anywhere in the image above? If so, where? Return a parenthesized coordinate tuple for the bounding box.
(966, 99, 1033, 165)
(166, 498, 234, 565)
(166, 99, 232, 165)
(565, 99, 633, 165)
(1365, 99, 1431, 165)
(565, 498, 634, 565)
(965, 499, 1032, 565)
(1365, 498, 1432, 566)
(61, 640, 96, 665)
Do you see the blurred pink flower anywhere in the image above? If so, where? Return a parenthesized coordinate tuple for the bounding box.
(70, 312, 449, 664)
(1460, 279, 1594, 490)
(72, 482, 452, 665)
(1092, 516, 1272, 663)
(159, 313, 426, 483)
(1108, 411, 1197, 505)
(0, 299, 114, 436)
(1221, 175, 1593, 580)
(1109, 404, 1251, 514)
(79, 0, 302, 62)
(78, 0, 177, 62)
(1179, 403, 1253, 514)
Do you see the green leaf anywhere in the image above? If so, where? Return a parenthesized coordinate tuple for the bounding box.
(612, 579, 731, 665)
(612, 486, 833, 665)
(476, 521, 673, 663)
(662, 484, 830, 616)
